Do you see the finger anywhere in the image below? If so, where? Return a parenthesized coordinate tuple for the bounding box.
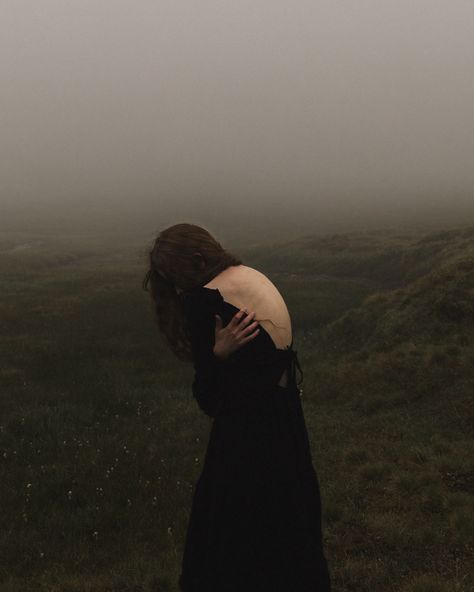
(228, 308, 250, 328)
(240, 327, 260, 344)
(236, 310, 256, 328)
(238, 320, 259, 337)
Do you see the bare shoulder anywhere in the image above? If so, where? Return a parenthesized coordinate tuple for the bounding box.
(206, 265, 292, 343)
(235, 265, 281, 295)
(207, 264, 279, 300)
(242, 266, 289, 310)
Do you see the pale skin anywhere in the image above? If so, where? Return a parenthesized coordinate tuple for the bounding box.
(177, 256, 293, 365)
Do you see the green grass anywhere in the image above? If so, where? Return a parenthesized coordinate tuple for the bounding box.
(0, 225, 473, 591)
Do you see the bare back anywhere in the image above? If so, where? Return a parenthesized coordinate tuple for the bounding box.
(203, 264, 293, 350)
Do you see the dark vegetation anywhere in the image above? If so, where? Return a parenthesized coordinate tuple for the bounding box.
(0, 224, 473, 591)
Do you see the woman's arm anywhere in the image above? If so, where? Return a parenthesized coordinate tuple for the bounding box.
(186, 298, 229, 418)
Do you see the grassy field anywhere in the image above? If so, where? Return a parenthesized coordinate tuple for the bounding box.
(0, 225, 473, 591)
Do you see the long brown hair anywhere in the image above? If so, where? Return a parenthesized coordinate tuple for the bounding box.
(143, 223, 243, 361)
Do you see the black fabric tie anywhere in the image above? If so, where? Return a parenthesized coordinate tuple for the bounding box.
(289, 347, 304, 389)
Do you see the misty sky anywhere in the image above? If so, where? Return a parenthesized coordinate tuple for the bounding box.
(1, 1, 473, 215)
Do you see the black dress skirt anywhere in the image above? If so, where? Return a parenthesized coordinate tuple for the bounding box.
(178, 285, 331, 592)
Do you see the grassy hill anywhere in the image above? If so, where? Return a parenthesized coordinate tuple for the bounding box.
(0, 224, 473, 591)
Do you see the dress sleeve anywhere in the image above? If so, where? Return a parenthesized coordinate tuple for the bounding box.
(183, 291, 229, 418)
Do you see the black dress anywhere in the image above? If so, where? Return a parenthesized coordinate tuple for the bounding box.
(178, 284, 331, 592)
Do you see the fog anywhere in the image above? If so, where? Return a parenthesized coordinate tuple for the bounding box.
(1, 1, 473, 241)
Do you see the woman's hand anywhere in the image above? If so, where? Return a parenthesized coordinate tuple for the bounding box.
(213, 308, 260, 360)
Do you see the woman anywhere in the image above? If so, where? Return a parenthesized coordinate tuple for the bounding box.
(143, 223, 331, 591)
